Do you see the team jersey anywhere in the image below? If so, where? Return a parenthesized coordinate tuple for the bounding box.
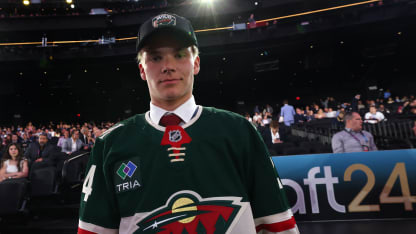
(78, 106, 298, 234)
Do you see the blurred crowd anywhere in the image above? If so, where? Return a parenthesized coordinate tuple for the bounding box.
(1, 91, 416, 181)
(0, 121, 115, 181)
(246, 93, 416, 129)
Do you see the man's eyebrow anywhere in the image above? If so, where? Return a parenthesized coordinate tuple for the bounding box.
(145, 50, 160, 55)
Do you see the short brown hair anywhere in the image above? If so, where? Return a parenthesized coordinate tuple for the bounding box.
(270, 120, 279, 129)
(136, 45, 199, 64)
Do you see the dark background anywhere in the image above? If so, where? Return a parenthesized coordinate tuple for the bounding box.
(0, 0, 415, 124)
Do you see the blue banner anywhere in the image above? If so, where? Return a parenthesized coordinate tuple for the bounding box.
(272, 149, 416, 220)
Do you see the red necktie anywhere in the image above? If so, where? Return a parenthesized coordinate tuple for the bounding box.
(159, 114, 183, 126)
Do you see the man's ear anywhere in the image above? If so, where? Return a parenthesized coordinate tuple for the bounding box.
(139, 63, 146, 81)
(193, 56, 200, 75)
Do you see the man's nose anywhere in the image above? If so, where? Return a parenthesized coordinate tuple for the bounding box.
(161, 56, 176, 74)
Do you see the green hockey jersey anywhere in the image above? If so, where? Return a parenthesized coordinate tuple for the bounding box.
(78, 106, 298, 234)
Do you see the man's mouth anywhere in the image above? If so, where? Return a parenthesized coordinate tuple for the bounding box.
(160, 78, 181, 84)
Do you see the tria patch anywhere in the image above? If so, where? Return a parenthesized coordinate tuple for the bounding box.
(113, 157, 142, 193)
(117, 161, 137, 180)
(152, 14, 176, 28)
(134, 190, 243, 234)
(161, 126, 192, 163)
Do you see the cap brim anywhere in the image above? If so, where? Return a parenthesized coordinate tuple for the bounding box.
(137, 27, 195, 52)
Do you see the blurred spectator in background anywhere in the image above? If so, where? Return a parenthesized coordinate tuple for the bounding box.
(334, 110, 346, 128)
(306, 110, 315, 122)
(401, 99, 416, 115)
(0, 143, 29, 182)
(314, 109, 326, 119)
(326, 107, 337, 118)
(332, 112, 377, 153)
(253, 105, 260, 114)
(11, 134, 20, 144)
(265, 104, 274, 114)
(294, 108, 307, 124)
(248, 13, 256, 29)
(364, 106, 385, 124)
(20, 133, 31, 153)
(261, 120, 283, 155)
(280, 100, 295, 126)
(351, 94, 361, 112)
(25, 133, 58, 166)
(262, 112, 272, 125)
(92, 126, 102, 138)
(327, 97, 337, 109)
(378, 104, 391, 116)
(79, 126, 89, 144)
(2, 134, 12, 148)
(61, 130, 85, 155)
(384, 89, 391, 99)
(85, 130, 95, 150)
(57, 130, 70, 149)
(244, 113, 253, 123)
(253, 112, 262, 123)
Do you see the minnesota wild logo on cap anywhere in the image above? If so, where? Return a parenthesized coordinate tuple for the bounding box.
(152, 13, 176, 28)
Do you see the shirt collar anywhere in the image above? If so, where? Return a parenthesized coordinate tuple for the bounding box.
(149, 96, 197, 126)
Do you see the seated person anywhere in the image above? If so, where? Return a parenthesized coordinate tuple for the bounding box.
(61, 130, 86, 155)
(294, 108, 307, 124)
(364, 106, 385, 124)
(57, 130, 69, 148)
(261, 120, 284, 153)
(314, 108, 326, 119)
(0, 143, 29, 182)
(25, 133, 58, 167)
(332, 112, 377, 153)
(326, 108, 337, 118)
(333, 111, 346, 128)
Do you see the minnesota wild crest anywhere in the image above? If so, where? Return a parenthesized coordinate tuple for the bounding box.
(134, 191, 242, 234)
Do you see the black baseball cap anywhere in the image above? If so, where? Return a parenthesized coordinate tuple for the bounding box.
(136, 13, 198, 52)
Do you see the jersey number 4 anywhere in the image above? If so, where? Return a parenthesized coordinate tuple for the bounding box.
(82, 165, 96, 202)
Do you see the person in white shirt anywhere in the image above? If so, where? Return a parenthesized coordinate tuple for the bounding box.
(0, 143, 28, 182)
(78, 13, 298, 234)
(364, 106, 385, 124)
(61, 130, 85, 155)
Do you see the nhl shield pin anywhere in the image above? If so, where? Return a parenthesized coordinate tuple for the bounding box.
(161, 126, 192, 163)
(169, 130, 182, 143)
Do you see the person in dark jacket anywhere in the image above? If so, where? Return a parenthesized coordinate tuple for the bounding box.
(351, 94, 361, 112)
(24, 133, 58, 168)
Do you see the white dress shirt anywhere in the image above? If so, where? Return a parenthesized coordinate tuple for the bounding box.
(271, 129, 280, 143)
(149, 96, 198, 126)
(71, 138, 77, 153)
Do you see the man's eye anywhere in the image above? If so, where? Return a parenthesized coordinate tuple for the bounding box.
(151, 56, 161, 61)
(175, 52, 187, 58)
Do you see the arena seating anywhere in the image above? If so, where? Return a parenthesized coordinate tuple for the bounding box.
(61, 152, 89, 188)
(291, 118, 416, 151)
(0, 178, 29, 216)
(29, 166, 58, 197)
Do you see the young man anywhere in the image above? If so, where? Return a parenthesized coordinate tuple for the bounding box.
(78, 13, 298, 234)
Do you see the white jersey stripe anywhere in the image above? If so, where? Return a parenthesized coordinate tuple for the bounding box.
(254, 209, 294, 226)
(78, 220, 118, 234)
(258, 225, 300, 234)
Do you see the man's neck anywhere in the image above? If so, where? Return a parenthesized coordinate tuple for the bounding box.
(346, 127, 360, 133)
(151, 94, 191, 111)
